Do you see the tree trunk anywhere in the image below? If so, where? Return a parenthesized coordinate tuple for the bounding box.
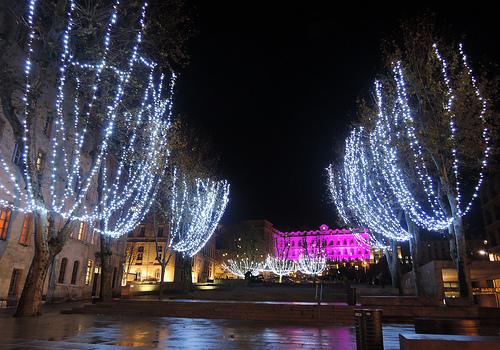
(447, 195, 473, 302)
(453, 215, 473, 302)
(14, 245, 51, 316)
(159, 263, 166, 300)
(14, 209, 50, 317)
(158, 250, 174, 300)
(181, 255, 193, 294)
(99, 234, 113, 302)
(406, 213, 425, 296)
(385, 240, 402, 294)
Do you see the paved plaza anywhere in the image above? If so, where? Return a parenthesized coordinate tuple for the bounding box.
(0, 301, 414, 349)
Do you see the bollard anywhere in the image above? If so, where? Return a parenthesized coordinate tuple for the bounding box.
(354, 309, 383, 350)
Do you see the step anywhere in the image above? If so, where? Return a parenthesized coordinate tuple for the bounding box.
(69, 300, 356, 323)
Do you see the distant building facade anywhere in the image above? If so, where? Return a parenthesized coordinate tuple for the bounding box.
(124, 217, 216, 284)
(274, 225, 370, 262)
(481, 173, 500, 260)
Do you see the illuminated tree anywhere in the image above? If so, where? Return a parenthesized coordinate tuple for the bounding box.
(327, 127, 410, 293)
(0, 0, 172, 317)
(222, 258, 263, 278)
(329, 36, 490, 299)
(379, 43, 490, 300)
(265, 235, 296, 283)
(154, 168, 229, 298)
(292, 234, 326, 281)
(265, 255, 295, 283)
(297, 254, 326, 281)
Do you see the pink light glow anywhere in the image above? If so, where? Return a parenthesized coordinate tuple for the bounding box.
(274, 225, 370, 262)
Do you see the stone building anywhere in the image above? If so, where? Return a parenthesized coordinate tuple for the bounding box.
(124, 217, 216, 285)
(481, 173, 500, 260)
(0, 5, 125, 306)
(0, 209, 126, 306)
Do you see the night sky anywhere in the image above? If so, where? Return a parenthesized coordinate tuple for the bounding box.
(173, 1, 500, 232)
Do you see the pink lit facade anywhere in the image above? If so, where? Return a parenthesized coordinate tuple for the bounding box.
(274, 225, 370, 262)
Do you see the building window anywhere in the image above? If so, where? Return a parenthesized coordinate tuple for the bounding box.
(112, 267, 118, 289)
(137, 246, 144, 260)
(36, 150, 46, 175)
(12, 142, 22, 165)
(139, 226, 145, 237)
(58, 257, 68, 284)
(43, 114, 53, 136)
(85, 260, 93, 285)
(157, 245, 162, 261)
(90, 228, 96, 244)
(0, 118, 5, 140)
(47, 217, 54, 237)
(0, 206, 12, 240)
(8, 269, 22, 296)
(77, 222, 86, 241)
(70, 261, 79, 285)
(19, 213, 33, 245)
(157, 226, 164, 237)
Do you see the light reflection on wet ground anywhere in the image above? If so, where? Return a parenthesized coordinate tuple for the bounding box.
(0, 309, 414, 349)
(3, 296, 500, 349)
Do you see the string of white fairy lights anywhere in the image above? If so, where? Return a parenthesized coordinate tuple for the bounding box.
(373, 46, 488, 228)
(161, 168, 230, 258)
(172, 175, 230, 257)
(297, 248, 327, 276)
(433, 43, 490, 217)
(264, 254, 296, 281)
(328, 43, 489, 244)
(327, 128, 412, 242)
(371, 67, 451, 231)
(0, 0, 174, 237)
(326, 166, 389, 249)
(222, 259, 263, 278)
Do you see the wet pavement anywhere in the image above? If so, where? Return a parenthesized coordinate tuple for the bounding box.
(0, 302, 414, 349)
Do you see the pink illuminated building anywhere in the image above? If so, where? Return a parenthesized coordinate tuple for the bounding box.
(274, 225, 370, 262)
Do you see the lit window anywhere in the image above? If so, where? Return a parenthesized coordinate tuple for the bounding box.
(85, 260, 93, 285)
(77, 222, 86, 241)
(90, 228, 97, 245)
(0, 206, 12, 240)
(36, 150, 46, 175)
(46, 217, 54, 237)
(19, 213, 33, 245)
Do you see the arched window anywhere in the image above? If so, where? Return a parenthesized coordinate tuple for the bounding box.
(70, 261, 79, 285)
(58, 258, 68, 283)
(0, 206, 12, 240)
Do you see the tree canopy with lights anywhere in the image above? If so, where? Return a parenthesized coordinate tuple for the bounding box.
(328, 34, 491, 299)
(153, 168, 229, 297)
(0, 0, 174, 317)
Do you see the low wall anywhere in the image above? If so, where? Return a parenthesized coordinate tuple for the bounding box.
(122, 282, 182, 296)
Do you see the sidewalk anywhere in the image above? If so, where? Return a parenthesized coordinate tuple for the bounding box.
(0, 301, 413, 349)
